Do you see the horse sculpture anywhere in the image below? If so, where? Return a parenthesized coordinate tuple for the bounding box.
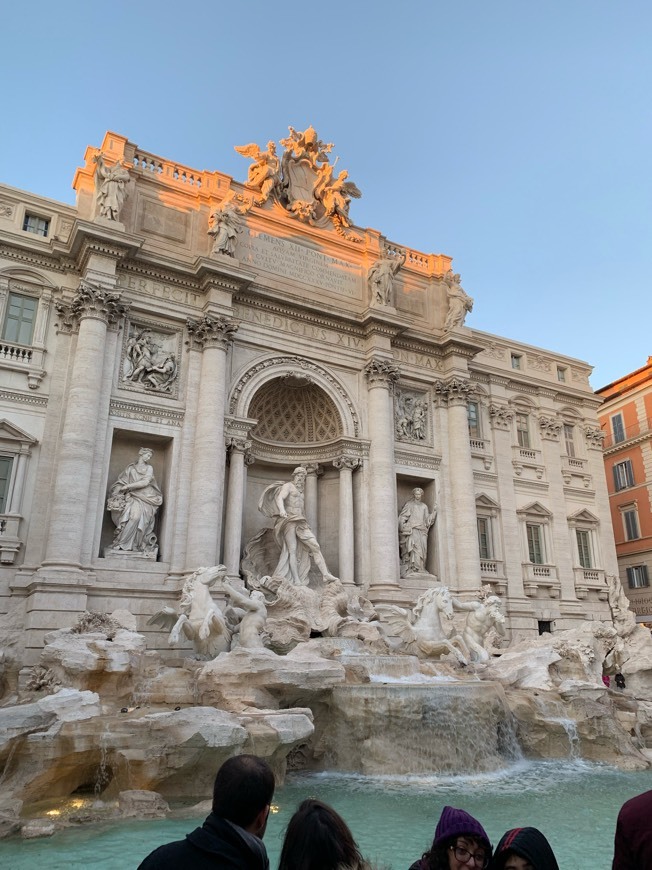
(148, 565, 231, 659)
(376, 585, 469, 665)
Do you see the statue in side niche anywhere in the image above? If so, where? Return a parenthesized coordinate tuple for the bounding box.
(444, 271, 474, 330)
(234, 140, 281, 204)
(452, 587, 505, 663)
(257, 466, 339, 586)
(93, 153, 131, 222)
(376, 586, 469, 664)
(398, 488, 436, 576)
(208, 201, 243, 257)
(368, 248, 405, 306)
(147, 565, 232, 659)
(106, 448, 163, 556)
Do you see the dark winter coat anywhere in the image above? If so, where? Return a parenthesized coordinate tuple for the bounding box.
(137, 811, 270, 870)
(491, 827, 559, 870)
(612, 789, 652, 869)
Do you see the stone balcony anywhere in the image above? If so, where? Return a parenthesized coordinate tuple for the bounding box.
(522, 562, 560, 597)
(479, 558, 507, 595)
(574, 567, 608, 600)
(0, 340, 45, 389)
(561, 455, 591, 488)
(0, 514, 23, 564)
(512, 446, 545, 480)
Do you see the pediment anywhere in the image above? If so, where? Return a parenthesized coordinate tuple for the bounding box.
(475, 492, 500, 510)
(0, 419, 38, 448)
(568, 508, 599, 524)
(517, 501, 552, 518)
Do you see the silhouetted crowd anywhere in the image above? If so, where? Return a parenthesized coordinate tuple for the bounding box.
(137, 754, 652, 869)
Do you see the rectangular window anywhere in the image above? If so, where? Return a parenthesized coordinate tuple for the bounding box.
(22, 214, 50, 237)
(467, 402, 481, 440)
(557, 367, 566, 382)
(613, 459, 634, 492)
(0, 457, 12, 513)
(627, 565, 649, 589)
(526, 523, 545, 564)
(612, 413, 625, 444)
(623, 509, 640, 541)
(563, 423, 575, 458)
(538, 620, 552, 635)
(477, 517, 493, 560)
(2, 292, 37, 345)
(516, 413, 530, 448)
(511, 354, 521, 370)
(576, 529, 593, 568)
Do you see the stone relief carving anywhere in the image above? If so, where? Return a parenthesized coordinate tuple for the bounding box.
(443, 271, 474, 331)
(398, 488, 436, 577)
(148, 565, 231, 659)
(368, 247, 405, 306)
(207, 197, 247, 257)
(253, 466, 339, 586)
(235, 125, 362, 238)
(452, 586, 506, 663)
(527, 353, 552, 373)
(93, 153, 131, 222)
(482, 341, 506, 360)
(106, 447, 163, 558)
(538, 416, 562, 440)
(122, 324, 179, 394)
(0, 202, 15, 218)
(395, 389, 429, 442)
(376, 586, 469, 664)
(489, 404, 514, 430)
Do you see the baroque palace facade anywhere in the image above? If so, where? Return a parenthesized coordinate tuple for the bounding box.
(0, 129, 615, 662)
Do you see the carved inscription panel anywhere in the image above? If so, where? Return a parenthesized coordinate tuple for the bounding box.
(238, 228, 361, 298)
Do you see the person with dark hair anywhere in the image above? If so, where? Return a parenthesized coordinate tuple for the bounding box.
(612, 788, 652, 868)
(490, 827, 559, 870)
(138, 754, 275, 869)
(409, 805, 492, 870)
(278, 798, 371, 870)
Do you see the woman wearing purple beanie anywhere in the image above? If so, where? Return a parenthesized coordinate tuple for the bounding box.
(409, 805, 492, 870)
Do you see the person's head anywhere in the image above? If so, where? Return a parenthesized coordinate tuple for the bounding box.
(211, 755, 275, 837)
(490, 828, 559, 870)
(278, 799, 365, 870)
(422, 806, 492, 870)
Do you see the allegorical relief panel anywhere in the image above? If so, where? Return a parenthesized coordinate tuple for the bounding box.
(119, 320, 181, 397)
(395, 388, 430, 444)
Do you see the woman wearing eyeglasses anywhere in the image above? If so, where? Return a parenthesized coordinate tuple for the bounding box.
(409, 805, 492, 870)
(489, 827, 559, 870)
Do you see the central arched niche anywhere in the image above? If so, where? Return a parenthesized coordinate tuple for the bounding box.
(248, 374, 342, 444)
(242, 374, 344, 580)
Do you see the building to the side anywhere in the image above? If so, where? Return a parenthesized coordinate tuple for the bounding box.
(597, 358, 652, 624)
(0, 129, 616, 663)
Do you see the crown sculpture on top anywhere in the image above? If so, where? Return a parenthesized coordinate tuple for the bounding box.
(235, 126, 362, 238)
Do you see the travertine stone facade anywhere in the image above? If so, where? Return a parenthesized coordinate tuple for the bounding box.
(0, 130, 616, 662)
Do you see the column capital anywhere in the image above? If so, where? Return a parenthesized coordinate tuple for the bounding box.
(333, 456, 361, 471)
(225, 436, 252, 454)
(304, 462, 324, 477)
(54, 279, 130, 332)
(539, 415, 562, 441)
(434, 377, 474, 406)
(186, 314, 239, 350)
(488, 403, 514, 430)
(364, 357, 400, 390)
(584, 426, 605, 450)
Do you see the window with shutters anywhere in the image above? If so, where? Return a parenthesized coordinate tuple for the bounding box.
(613, 459, 634, 492)
(627, 565, 649, 589)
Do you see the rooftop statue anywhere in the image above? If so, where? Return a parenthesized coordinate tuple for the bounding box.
(368, 247, 405, 306)
(235, 126, 361, 236)
(208, 200, 243, 257)
(147, 565, 231, 659)
(444, 271, 474, 330)
(376, 586, 469, 664)
(93, 153, 131, 222)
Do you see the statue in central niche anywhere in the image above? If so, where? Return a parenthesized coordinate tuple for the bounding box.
(258, 466, 339, 586)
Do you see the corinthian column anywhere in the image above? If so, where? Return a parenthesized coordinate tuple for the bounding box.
(185, 314, 238, 568)
(222, 436, 252, 579)
(333, 456, 360, 585)
(42, 281, 130, 570)
(365, 357, 401, 598)
(435, 377, 481, 591)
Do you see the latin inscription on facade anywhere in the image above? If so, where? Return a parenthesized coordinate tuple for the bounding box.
(238, 228, 360, 298)
(116, 274, 201, 306)
(233, 304, 364, 349)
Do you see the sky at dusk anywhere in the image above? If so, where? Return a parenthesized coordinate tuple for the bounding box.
(3, 1, 651, 389)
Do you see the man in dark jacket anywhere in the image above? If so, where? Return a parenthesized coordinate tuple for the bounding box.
(612, 788, 652, 869)
(138, 754, 275, 869)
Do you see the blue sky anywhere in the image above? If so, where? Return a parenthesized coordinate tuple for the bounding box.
(3, 1, 651, 388)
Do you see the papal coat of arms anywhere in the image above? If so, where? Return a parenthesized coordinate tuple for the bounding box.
(235, 126, 362, 238)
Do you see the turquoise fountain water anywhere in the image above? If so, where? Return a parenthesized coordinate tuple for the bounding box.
(3, 761, 651, 869)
